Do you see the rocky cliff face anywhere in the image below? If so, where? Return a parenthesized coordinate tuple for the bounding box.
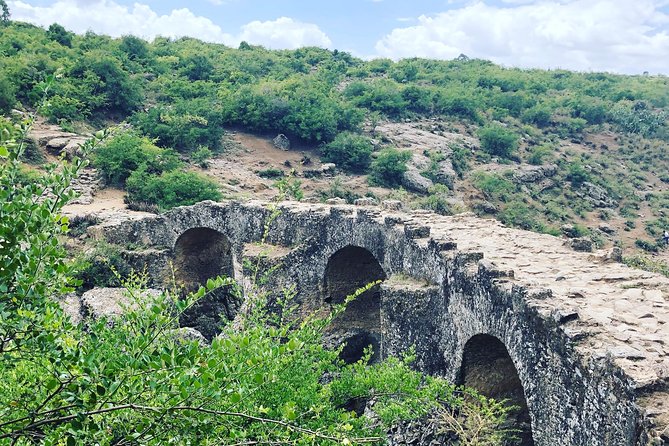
(87, 200, 669, 445)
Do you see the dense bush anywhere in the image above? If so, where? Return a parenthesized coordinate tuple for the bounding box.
(93, 131, 181, 186)
(125, 168, 222, 210)
(477, 124, 519, 159)
(0, 76, 16, 113)
(368, 148, 412, 187)
(132, 99, 226, 152)
(527, 143, 554, 165)
(320, 132, 373, 172)
(473, 172, 517, 202)
(566, 161, 590, 186)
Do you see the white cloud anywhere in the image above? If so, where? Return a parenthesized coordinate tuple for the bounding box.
(7, 0, 331, 50)
(238, 17, 332, 49)
(375, 0, 669, 74)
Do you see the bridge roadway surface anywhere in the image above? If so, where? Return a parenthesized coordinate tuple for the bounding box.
(397, 208, 669, 435)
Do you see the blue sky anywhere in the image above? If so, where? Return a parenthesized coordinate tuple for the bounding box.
(8, 0, 669, 74)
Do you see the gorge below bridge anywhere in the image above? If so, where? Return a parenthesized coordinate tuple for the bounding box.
(90, 199, 669, 445)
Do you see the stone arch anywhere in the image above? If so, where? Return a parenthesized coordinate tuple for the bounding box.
(173, 227, 239, 340)
(458, 334, 534, 445)
(323, 245, 387, 364)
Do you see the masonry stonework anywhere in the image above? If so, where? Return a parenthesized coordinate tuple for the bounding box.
(91, 200, 669, 445)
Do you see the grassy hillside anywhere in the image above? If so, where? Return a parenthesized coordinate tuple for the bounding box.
(2, 19, 669, 257)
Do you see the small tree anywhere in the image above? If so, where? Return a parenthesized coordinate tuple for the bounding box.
(368, 148, 412, 187)
(0, 0, 10, 24)
(478, 124, 519, 159)
(321, 132, 373, 172)
(46, 23, 73, 47)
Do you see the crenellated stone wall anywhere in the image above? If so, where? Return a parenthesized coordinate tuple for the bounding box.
(89, 199, 669, 445)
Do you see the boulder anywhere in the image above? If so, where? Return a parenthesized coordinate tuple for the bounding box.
(568, 237, 593, 252)
(382, 200, 402, 211)
(474, 201, 498, 215)
(598, 223, 616, 235)
(272, 134, 290, 151)
(401, 167, 433, 194)
(579, 182, 617, 208)
(513, 164, 558, 183)
(320, 163, 336, 175)
(81, 287, 162, 320)
(433, 160, 456, 188)
(561, 224, 579, 238)
(354, 197, 378, 206)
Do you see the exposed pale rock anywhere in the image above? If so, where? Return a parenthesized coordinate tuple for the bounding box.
(402, 166, 433, 193)
(272, 133, 290, 150)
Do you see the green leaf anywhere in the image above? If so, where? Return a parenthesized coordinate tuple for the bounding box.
(230, 392, 241, 403)
(0, 146, 8, 157)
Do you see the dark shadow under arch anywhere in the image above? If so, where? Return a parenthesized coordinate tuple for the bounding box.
(324, 245, 386, 364)
(173, 227, 239, 340)
(459, 334, 534, 445)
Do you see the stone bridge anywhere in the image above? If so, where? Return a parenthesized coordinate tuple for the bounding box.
(92, 200, 669, 445)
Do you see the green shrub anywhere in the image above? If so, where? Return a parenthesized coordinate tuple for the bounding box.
(477, 124, 519, 159)
(498, 200, 545, 231)
(71, 242, 131, 291)
(624, 255, 669, 278)
(191, 145, 213, 168)
(321, 132, 373, 172)
(93, 131, 181, 186)
(451, 145, 471, 179)
(258, 168, 284, 179)
(521, 105, 552, 127)
(0, 75, 16, 113)
(126, 168, 222, 210)
(527, 144, 554, 165)
(635, 239, 660, 253)
(418, 184, 452, 215)
(566, 161, 590, 186)
(472, 172, 516, 202)
(368, 148, 412, 187)
(45, 94, 88, 123)
(132, 99, 226, 152)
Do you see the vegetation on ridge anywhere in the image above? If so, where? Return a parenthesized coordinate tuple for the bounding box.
(1, 11, 669, 251)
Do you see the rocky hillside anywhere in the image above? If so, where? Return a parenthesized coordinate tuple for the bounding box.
(2, 18, 668, 266)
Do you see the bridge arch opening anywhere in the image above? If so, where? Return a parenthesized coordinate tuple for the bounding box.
(174, 227, 239, 340)
(324, 245, 386, 364)
(459, 334, 534, 445)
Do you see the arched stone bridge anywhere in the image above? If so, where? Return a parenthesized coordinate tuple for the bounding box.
(93, 200, 669, 445)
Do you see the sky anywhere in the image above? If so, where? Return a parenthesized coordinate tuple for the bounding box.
(7, 0, 669, 75)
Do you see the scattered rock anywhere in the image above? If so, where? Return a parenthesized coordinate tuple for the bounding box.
(474, 201, 498, 215)
(579, 182, 617, 208)
(401, 167, 433, 194)
(568, 237, 593, 252)
(598, 223, 616, 235)
(561, 224, 579, 238)
(354, 197, 377, 206)
(513, 164, 558, 183)
(272, 133, 290, 151)
(326, 197, 346, 205)
(382, 200, 402, 211)
(81, 287, 162, 320)
(320, 163, 336, 175)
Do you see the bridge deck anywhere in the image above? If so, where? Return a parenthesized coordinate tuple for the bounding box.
(405, 211, 669, 431)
